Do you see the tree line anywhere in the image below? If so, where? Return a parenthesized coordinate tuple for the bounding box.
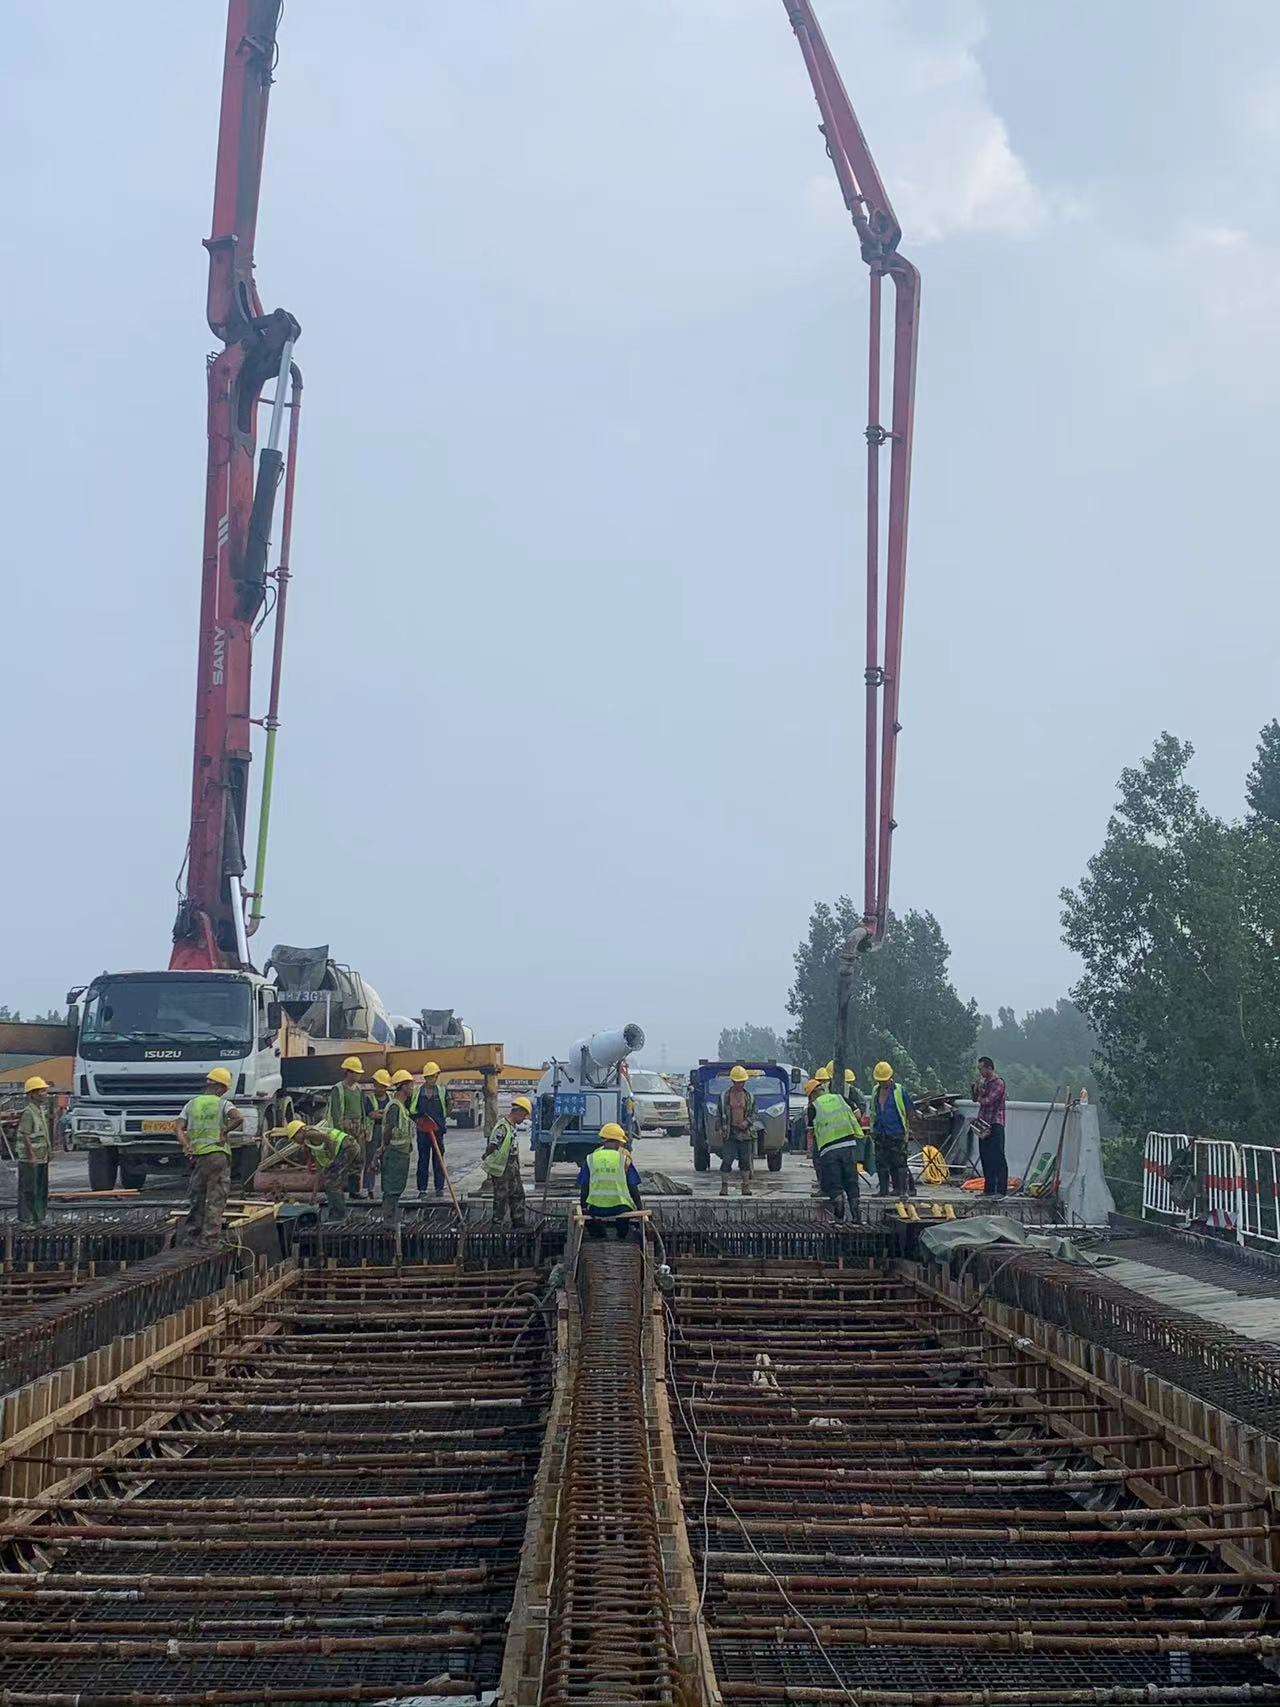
(720, 719, 1280, 1152)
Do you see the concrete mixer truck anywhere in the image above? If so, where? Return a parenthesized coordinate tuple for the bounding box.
(532, 1024, 645, 1184)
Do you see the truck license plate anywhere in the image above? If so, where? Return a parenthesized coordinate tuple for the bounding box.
(141, 1119, 178, 1134)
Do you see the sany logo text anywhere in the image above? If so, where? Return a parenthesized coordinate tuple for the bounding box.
(212, 627, 226, 686)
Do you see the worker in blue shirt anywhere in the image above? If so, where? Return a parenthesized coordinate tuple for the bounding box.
(578, 1123, 644, 1241)
(870, 1060, 914, 1196)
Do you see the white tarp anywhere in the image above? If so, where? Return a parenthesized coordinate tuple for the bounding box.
(954, 1097, 1115, 1226)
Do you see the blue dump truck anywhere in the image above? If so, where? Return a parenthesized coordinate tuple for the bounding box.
(687, 1060, 802, 1174)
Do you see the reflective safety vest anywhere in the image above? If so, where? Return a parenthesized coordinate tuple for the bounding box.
(330, 1082, 367, 1133)
(305, 1126, 349, 1171)
(874, 1083, 911, 1137)
(585, 1145, 635, 1210)
(410, 1082, 449, 1122)
(187, 1094, 230, 1157)
(482, 1119, 517, 1178)
(812, 1092, 858, 1152)
(382, 1098, 414, 1152)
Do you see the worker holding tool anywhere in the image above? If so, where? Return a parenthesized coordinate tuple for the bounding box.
(578, 1122, 644, 1240)
(809, 1083, 862, 1223)
(363, 1067, 393, 1196)
(328, 1056, 371, 1200)
(970, 1055, 1009, 1195)
(175, 1067, 244, 1246)
(284, 1116, 352, 1220)
(410, 1061, 450, 1198)
(16, 1076, 53, 1227)
(717, 1065, 756, 1198)
(483, 1095, 532, 1228)
(379, 1070, 416, 1224)
(871, 1061, 914, 1197)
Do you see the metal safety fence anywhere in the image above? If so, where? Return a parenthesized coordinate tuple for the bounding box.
(1142, 1130, 1280, 1249)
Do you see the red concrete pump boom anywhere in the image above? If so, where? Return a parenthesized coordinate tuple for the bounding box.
(171, 0, 301, 972)
(784, 0, 920, 942)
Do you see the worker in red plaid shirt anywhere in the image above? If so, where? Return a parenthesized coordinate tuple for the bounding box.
(971, 1056, 1008, 1195)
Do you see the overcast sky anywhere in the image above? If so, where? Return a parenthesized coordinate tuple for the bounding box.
(5, 1, 1279, 1066)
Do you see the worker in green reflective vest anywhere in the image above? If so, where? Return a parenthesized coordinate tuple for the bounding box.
(286, 1116, 352, 1220)
(379, 1070, 416, 1224)
(175, 1067, 244, 1246)
(578, 1123, 645, 1241)
(328, 1057, 371, 1200)
(810, 1090, 861, 1223)
(482, 1096, 532, 1228)
(17, 1075, 53, 1228)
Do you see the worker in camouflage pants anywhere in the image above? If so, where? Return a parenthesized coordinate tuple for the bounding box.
(17, 1076, 53, 1227)
(484, 1096, 532, 1228)
(286, 1118, 352, 1219)
(379, 1071, 416, 1223)
(175, 1068, 243, 1246)
(329, 1057, 372, 1199)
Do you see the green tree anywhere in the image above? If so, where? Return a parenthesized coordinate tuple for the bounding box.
(716, 1023, 787, 1063)
(974, 998, 1102, 1109)
(1061, 729, 1280, 1143)
(785, 899, 978, 1089)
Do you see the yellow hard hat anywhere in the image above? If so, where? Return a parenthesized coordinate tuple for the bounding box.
(511, 1095, 533, 1117)
(804, 1078, 821, 1096)
(372, 1068, 393, 1088)
(844, 1068, 856, 1085)
(24, 1075, 49, 1094)
(873, 1061, 894, 1083)
(340, 1056, 363, 1074)
(284, 1118, 305, 1139)
(206, 1067, 234, 1090)
(728, 1064, 750, 1083)
(422, 1061, 440, 1077)
(598, 1122, 627, 1144)
(815, 1066, 833, 1083)
(391, 1069, 414, 1086)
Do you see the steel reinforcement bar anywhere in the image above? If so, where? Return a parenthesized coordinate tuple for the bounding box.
(664, 1259, 1280, 1707)
(0, 1260, 554, 1704)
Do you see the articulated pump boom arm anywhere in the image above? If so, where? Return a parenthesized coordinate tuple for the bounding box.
(784, 0, 920, 944)
(172, 0, 301, 971)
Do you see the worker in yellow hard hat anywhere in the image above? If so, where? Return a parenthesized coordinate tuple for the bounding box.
(716, 1064, 756, 1198)
(870, 1060, 914, 1197)
(328, 1057, 372, 1201)
(578, 1122, 644, 1241)
(483, 1095, 532, 1228)
(284, 1113, 355, 1221)
(378, 1070, 416, 1223)
(363, 1068, 394, 1196)
(17, 1075, 53, 1227)
(174, 1067, 244, 1246)
(410, 1061, 450, 1200)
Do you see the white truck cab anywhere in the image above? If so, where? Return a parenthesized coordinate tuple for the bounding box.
(66, 968, 285, 1190)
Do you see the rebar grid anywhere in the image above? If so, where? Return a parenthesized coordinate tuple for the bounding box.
(0, 1263, 552, 1704)
(666, 1261, 1280, 1707)
(540, 1237, 682, 1707)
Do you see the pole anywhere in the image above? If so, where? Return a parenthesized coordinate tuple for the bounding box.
(864, 268, 882, 927)
(248, 361, 303, 931)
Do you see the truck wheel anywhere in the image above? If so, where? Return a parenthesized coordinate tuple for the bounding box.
(119, 1158, 149, 1190)
(693, 1135, 710, 1172)
(767, 1148, 784, 1173)
(533, 1143, 551, 1184)
(88, 1150, 118, 1191)
(231, 1143, 262, 1187)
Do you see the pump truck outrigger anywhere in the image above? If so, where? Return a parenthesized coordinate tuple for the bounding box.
(65, 2, 304, 1189)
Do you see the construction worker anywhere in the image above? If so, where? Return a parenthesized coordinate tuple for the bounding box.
(379, 1070, 416, 1223)
(717, 1065, 756, 1197)
(578, 1122, 644, 1240)
(17, 1076, 53, 1227)
(328, 1057, 371, 1200)
(970, 1055, 1009, 1195)
(175, 1067, 244, 1246)
(810, 1083, 861, 1223)
(483, 1095, 531, 1228)
(410, 1062, 450, 1198)
(871, 1061, 914, 1197)
(285, 1116, 352, 1220)
(363, 1067, 393, 1196)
